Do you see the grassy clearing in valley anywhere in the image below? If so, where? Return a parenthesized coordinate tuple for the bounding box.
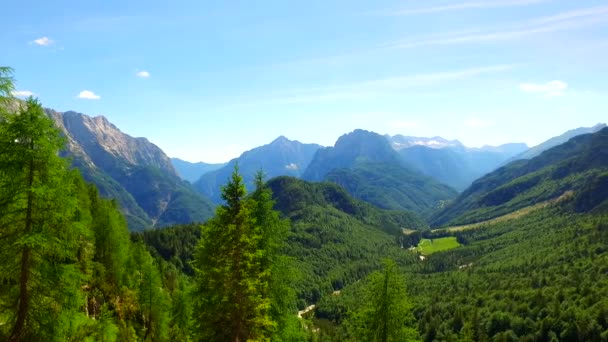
(416, 237, 460, 255)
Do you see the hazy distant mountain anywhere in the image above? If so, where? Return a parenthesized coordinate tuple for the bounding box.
(46, 109, 215, 230)
(195, 136, 321, 203)
(303, 129, 457, 213)
(171, 158, 226, 183)
(432, 127, 608, 227)
(394, 141, 528, 191)
(511, 123, 606, 161)
(304, 130, 403, 182)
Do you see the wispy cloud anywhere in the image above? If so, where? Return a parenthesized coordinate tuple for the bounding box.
(519, 80, 567, 96)
(381, 0, 547, 16)
(32, 37, 54, 46)
(387, 5, 608, 48)
(77, 90, 101, 100)
(136, 70, 150, 78)
(258, 65, 513, 105)
(12, 90, 35, 97)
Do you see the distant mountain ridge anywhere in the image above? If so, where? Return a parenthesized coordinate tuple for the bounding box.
(171, 158, 226, 183)
(46, 108, 215, 231)
(385, 134, 528, 191)
(511, 123, 606, 161)
(303, 129, 458, 214)
(432, 127, 608, 227)
(195, 136, 321, 203)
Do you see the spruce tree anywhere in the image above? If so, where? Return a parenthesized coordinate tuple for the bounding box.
(346, 259, 419, 342)
(193, 166, 273, 342)
(0, 97, 82, 341)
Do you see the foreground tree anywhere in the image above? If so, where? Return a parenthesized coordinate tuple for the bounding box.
(193, 167, 274, 341)
(0, 97, 83, 341)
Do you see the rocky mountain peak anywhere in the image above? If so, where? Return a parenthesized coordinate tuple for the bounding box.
(55, 110, 176, 176)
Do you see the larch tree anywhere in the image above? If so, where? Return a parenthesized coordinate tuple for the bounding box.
(0, 97, 83, 341)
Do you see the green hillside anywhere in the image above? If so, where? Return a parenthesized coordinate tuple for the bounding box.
(432, 128, 608, 227)
(325, 162, 457, 214)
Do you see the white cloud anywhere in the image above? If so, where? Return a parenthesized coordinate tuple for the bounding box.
(32, 37, 54, 46)
(519, 80, 568, 96)
(77, 90, 101, 100)
(136, 70, 150, 78)
(285, 163, 299, 171)
(384, 0, 546, 16)
(12, 90, 35, 97)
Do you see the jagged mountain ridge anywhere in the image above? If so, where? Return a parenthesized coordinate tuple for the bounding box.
(303, 129, 458, 214)
(386, 134, 528, 191)
(194, 136, 321, 203)
(46, 108, 214, 231)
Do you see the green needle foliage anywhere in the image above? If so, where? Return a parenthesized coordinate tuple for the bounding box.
(344, 259, 419, 342)
(193, 167, 274, 341)
(0, 97, 84, 341)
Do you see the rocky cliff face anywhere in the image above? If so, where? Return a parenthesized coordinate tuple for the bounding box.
(46, 108, 214, 231)
(53, 110, 176, 176)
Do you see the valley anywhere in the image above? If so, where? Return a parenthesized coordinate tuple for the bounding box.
(2, 3, 608, 337)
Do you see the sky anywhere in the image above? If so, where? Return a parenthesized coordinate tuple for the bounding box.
(2, 0, 607, 163)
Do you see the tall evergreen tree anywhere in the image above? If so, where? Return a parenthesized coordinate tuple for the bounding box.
(193, 166, 273, 342)
(250, 171, 306, 341)
(346, 259, 419, 342)
(0, 97, 83, 341)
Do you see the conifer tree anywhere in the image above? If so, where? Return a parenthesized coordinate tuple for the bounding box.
(346, 259, 419, 342)
(0, 97, 82, 341)
(193, 166, 273, 342)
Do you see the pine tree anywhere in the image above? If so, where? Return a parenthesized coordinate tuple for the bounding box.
(0, 66, 14, 102)
(193, 166, 273, 342)
(0, 97, 83, 341)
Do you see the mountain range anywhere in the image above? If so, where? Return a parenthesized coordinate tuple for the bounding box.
(194, 136, 321, 203)
(41, 103, 606, 232)
(171, 158, 226, 183)
(46, 109, 215, 231)
(432, 127, 608, 226)
(389, 135, 528, 190)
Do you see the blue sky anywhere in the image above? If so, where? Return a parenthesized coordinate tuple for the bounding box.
(2, 0, 607, 163)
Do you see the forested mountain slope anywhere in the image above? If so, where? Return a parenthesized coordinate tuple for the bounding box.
(396, 143, 528, 191)
(432, 127, 608, 226)
(511, 123, 606, 161)
(267, 176, 425, 303)
(303, 129, 457, 213)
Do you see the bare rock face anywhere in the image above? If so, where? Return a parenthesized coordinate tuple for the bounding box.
(45, 108, 213, 231)
(51, 110, 177, 176)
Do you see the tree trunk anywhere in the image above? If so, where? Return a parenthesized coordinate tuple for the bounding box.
(8, 139, 35, 342)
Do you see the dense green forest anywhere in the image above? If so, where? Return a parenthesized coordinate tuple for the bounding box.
(2, 67, 608, 341)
